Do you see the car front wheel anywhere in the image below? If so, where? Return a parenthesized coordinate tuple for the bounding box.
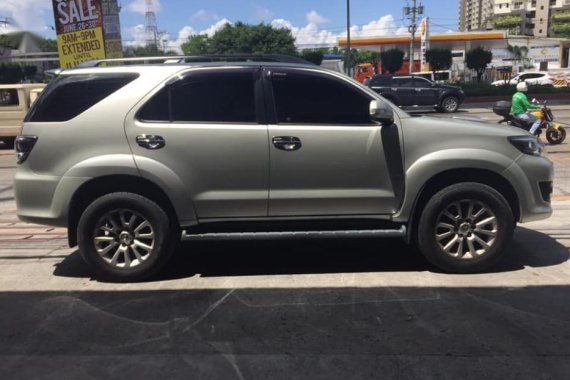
(440, 96, 460, 113)
(416, 183, 514, 273)
(78, 192, 180, 282)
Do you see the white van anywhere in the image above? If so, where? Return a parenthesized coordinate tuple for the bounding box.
(0, 83, 46, 147)
(413, 71, 451, 83)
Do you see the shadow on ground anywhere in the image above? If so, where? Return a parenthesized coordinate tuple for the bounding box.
(2, 285, 570, 379)
(53, 226, 569, 282)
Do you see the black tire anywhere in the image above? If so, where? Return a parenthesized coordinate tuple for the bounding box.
(440, 96, 460, 113)
(78, 192, 180, 282)
(416, 183, 514, 273)
(546, 127, 566, 145)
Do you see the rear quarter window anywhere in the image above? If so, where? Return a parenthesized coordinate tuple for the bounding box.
(0, 89, 19, 106)
(25, 73, 138, 122)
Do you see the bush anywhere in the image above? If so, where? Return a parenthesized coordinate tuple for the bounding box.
(458, 83, 570, 97)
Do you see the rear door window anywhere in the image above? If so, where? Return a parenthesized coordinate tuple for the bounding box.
(26, 73, 138, 122)
(370, 76, 391, 87)
(413, 77, 433, 88)
(138, 69, 258, 123)
(392, 77, 414, 88)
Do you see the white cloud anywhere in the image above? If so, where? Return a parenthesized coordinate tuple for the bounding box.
(142, 11, 409, 53)
(255, 7, 274, 21)
(306, 10, 329, 25)
(125, 24, 146, 47)
(0, 0, 51, 33)
(191, 9, 220, 22)
(177, 25, 197, 42)
(199, 18, 232, 37)
(125, 0, 162, 15)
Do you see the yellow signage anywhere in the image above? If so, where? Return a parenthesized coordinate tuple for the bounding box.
(56, 27, 106, 68)
(53, 0, 106, 68)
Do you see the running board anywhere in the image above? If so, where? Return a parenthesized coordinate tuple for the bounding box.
(182, 226, 407, 241)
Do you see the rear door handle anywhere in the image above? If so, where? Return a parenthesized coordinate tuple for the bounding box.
(272, 136, 302, 151)
(136, 134, 165, 150)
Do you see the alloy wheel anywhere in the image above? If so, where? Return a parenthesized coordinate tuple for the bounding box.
(435, 200, 498, 260)
(93, 209, 155, 268)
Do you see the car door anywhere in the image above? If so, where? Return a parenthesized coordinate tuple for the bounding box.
(413, 77, 439, 106)
(390, 76, 416, 106)
(125, 67, 269, 219)
(264, 67, 401, 217)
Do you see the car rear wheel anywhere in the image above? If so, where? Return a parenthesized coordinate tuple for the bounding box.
(440, 96, 459, 113)
(416, 183, 514, 273)
(78, 192, 180, 282)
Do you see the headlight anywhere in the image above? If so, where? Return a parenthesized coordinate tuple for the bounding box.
(508, 135, 545, 157)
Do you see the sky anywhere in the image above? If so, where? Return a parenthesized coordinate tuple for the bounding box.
(0, 0, 459, 51)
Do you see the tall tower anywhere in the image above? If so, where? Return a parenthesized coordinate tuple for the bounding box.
(145, 0, 159, 51)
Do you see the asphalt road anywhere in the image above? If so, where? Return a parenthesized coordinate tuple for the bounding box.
(0, 115, 570, 379)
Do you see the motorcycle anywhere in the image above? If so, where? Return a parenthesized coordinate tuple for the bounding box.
(492, 100, 566, 144)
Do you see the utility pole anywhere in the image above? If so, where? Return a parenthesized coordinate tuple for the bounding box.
(404, 1, 424, 74)
(346, 0, 351, 77)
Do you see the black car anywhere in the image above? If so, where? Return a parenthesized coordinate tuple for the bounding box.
(365, 74, 465, 113)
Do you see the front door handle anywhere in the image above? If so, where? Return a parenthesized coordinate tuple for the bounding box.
(136, 134, 165, 150)
(272, 136, 302, 151)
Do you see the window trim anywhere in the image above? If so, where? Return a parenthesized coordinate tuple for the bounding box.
(263, 67, 378, 126)
(135, 67, 263, 125)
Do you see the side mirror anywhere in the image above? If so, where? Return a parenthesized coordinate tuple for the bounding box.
(370, 100, 394, 126)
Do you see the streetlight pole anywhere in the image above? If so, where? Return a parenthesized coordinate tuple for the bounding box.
(404, 0, 424, 74)
(346, 0, 351, 77)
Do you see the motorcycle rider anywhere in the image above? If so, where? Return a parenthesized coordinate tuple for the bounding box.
(511, 81, 541, 135)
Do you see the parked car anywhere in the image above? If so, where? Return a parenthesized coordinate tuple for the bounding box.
(15, 55, 552, 281)
(0, 83, 46, 147)
(365, 74, 465, 112)
(491, 72, 553, 86)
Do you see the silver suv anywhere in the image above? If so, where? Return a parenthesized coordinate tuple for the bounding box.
(14, 56, 553, 281)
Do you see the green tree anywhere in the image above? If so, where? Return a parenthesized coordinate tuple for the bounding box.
(425, 48, 452, 78)
(180, 22, 297, 55)
(180, 34, 210, 54)
(37, 38, 58, 52)
(0, 63, 24, 83)
(465, 47, 493, 83)
(507, 43, 532, 70)
(123, 46, 159, 57)
(23, 65, 37, 80)
(300, 49, 324, 65)
(380, 48, 405, 73)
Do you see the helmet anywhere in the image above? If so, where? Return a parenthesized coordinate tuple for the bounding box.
(516, 81, 528, 92)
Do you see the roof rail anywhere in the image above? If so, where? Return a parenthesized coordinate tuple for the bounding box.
(75, 54, 312, 68)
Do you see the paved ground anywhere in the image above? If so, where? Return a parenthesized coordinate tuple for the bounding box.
(1, 113, 570, 379)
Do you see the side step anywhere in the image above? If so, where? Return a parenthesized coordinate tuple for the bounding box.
(182, 226, 407, 241)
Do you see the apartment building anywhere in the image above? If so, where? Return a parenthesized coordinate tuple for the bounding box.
(493, 0, 570, 37)
(459, 0, 494, 31)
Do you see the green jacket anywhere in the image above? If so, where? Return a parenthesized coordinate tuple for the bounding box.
(511, 91, 539, 116)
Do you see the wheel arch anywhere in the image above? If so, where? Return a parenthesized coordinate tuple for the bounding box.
(406, 168, 520, 243)
(67, 175, 181, 247)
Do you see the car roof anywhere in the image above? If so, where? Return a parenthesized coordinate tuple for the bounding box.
(57, 61, 327, 77)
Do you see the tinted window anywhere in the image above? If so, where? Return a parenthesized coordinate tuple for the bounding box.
(138, 69, 257, 123)
(413, 77, 433, 88)
(0, 89, 19, 106)
(370, 75, 391, 86)
(271, 71, 371, 125)
(26, 74, 138, 122)
(392, 77, 414, 87)
(526, 73, 543, 79)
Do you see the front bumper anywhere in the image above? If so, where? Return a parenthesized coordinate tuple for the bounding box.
(502, 154, 553, 223)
